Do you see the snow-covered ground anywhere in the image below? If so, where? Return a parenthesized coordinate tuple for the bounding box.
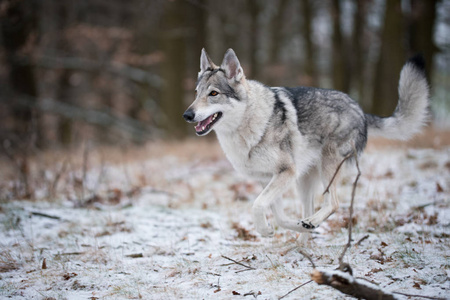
(0, 138, 449, 299)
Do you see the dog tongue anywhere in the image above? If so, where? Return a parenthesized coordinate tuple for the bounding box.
(195, 115, 213, 132)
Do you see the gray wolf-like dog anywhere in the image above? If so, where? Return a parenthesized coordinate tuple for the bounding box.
(183, 48, 429, 239)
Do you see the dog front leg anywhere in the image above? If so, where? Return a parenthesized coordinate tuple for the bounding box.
(252, 167, 295, 237)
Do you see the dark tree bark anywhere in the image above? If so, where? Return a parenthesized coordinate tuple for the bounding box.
(54, 2, 74, 146)
(408, 0, 439, 79)
(186, 0, 207, 74)
(1, 0, 40, 145)
(269, 0, 289, 65)
(248, 0, 261, 80)
(351, 0, 369, 108)
(371, 0, 406, 116)
(160, 0, 188, 137)
(331, 0, 350, 93)
(300, 0, 317, 86)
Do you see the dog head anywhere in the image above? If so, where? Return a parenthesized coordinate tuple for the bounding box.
(183, 48, 248, 136)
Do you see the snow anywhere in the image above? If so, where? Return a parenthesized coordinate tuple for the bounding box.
(0, 141, 449, 299)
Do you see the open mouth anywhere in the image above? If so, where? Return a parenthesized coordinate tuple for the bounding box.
(195, 112, 222, 135)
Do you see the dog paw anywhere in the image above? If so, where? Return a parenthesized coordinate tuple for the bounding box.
(300, 221, 316, 230)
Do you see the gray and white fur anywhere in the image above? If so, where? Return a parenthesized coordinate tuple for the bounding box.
(183, 48, 429, 238)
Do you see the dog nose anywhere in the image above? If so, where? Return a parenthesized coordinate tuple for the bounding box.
(183, 109, 195, 122)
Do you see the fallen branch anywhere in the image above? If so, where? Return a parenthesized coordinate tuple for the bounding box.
(311, 269, 399, 300)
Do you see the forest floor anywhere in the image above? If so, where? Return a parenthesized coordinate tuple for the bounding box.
(0, 127, 449, 299)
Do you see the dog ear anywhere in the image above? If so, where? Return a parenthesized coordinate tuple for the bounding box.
(200, 48, 216, 75)
(221, 48, 244, 81)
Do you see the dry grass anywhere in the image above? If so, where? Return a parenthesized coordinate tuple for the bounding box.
(0, 249, 19, 273)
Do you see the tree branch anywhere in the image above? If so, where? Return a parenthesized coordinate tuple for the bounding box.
(338, 152, 361, 267)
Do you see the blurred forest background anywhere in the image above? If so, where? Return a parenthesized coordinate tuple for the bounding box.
(0, 0, 449, 152)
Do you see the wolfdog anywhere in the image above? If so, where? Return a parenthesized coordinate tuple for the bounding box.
(183, 48, 429, 238)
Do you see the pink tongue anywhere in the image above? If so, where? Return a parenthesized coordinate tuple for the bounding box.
(195, 115, 213, 132)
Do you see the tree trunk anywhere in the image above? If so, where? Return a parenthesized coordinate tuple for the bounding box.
(408, 0, 439, 79)
(269, 0, 289, 65)
(371, 0, 405, 116)
(300, 0, 317, 86)
(331, 0, 350, 93)
(187, 0, 207, 75)
(55, 2, 74, 146)
(160, 0, 188, 137)
(248, 0, 261, 80)
(1, 0, 40, 146)
(351, 0, 369, 108)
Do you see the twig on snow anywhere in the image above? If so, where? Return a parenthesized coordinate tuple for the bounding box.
(355, 234, 370, 246)
(221, 255, 255, 271)
(54, 252, 85, 257)
(392, 291, 447, 300)
(278, 280, 313, 300)
(297, 248, 316, 269)
(30, 211, 61, 220)
(125, 253, 143, 258)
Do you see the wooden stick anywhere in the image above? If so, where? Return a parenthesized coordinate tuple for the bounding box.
(31, 211, 61, 220)
(278, 280, 313, 300)
(297, 248, 316, 269)
(221, 255, 255, 270)
(338, 153, 361, 266)
(392, 291, 447, 300)
(355, 234, 369, 246)
(323, 152, 353, 195)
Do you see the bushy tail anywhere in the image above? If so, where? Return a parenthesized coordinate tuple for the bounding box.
(365, 55, 429, 140)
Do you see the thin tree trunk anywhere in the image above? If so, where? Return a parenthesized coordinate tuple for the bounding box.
(269, 0, 289, 65)
(55, 2, 74, 146)
(248, 0, 260, 80)
(351, 0, 368, 107)
(409, 0, 439, 79)
(371, 0, 405, 116)
(160, 0, 188, 137)
(331, 0, 350, 93)
(1, 0, 40, 146)
(300, 0, 317, 86)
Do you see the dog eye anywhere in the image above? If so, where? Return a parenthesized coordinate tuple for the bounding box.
(209, 91, 219, 96)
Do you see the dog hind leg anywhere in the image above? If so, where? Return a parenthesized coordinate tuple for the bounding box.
(270, 166, 320, 238)
(299, 155, 341, 230)
(252, 167, 296, 237)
